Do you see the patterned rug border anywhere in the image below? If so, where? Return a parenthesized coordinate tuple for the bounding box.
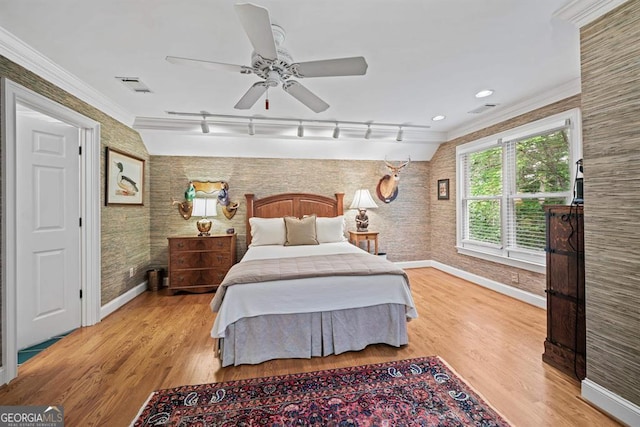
(131, 355, 513, 426)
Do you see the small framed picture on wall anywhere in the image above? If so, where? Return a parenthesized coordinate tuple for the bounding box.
(106, 147, 144, 206)
(437, 179, 449, 200)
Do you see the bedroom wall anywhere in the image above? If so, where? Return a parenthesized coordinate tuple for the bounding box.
(580, 0, 640, 407)
(149, 156, 430, 266)
(0, 55, 151, 309)
(428, 95, 581, 297)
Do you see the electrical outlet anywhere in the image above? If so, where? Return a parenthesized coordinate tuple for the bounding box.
(511, 273, 519, 284)
(129, 267, 134, 278)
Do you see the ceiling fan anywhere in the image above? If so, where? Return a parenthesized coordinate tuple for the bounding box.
(166, 3, 368, 113)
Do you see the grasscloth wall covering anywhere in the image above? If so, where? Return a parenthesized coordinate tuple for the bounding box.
(581, 0, 640, 407)
(0, 55, 151, 310)
(149, 157, 430, 266)
(429, 95, 581, 297)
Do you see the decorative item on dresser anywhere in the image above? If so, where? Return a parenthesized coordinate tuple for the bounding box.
(542, 205, 585, 380)
(167, 234, 236, 295)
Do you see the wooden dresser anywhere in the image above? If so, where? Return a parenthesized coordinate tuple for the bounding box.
(167, 234, 236, 295)
(542, 205, 585, 380)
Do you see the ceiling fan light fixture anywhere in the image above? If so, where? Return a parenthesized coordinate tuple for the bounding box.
(475, 89, 494, 98)
(201, 120, 210, 134)
(333, 123, 340, 139)
(396, 127, 403, 142)
(297, 122, 304, 137)
(248, 119, 255, 135)
(364, 125, 372, 139)
(432, 115, 446, 121)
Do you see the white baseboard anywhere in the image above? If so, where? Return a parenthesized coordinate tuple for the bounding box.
(398, 259, 546, 309)
(582, 379, 640, 426)
(100, 281, 147, 320)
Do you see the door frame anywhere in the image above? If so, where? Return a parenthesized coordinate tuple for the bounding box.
(1, 78, 101, 384)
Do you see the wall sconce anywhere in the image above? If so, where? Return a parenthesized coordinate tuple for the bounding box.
(192, 197, 218, 236)
(349, 189, 378, 231)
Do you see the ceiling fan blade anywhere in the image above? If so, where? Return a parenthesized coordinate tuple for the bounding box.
(234, 3, 278, 61)
(293, 57, 368, 78)
(282, 81, 329, 113)
(234, 82, 269, 110)
(166, 56, 253, 74)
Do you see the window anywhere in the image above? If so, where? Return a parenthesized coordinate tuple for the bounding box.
(456, 109, 582, 272)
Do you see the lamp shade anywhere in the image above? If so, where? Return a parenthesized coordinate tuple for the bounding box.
(349, 189, 378, 210)
(192, 198, 218, 217)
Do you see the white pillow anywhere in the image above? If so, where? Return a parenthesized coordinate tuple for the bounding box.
(249, 217, 286, 246)
(316, 215, 347, 243)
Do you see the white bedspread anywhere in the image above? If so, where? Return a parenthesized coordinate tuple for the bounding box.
(210, 242, 417, 338)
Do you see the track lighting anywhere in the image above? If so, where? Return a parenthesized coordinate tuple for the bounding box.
(167, 111, 432, 141)
(200, 119, 210, 134)
(333, 123, 340, 139)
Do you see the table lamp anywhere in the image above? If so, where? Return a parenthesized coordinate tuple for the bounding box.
(349, 189, 378, 232)
(192, 197, 217, 236)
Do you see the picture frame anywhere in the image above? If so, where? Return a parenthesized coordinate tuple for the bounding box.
(437, 179, 450, 200)
(106, 147, 144, 206)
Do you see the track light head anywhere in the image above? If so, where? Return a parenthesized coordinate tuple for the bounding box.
(333, 123, 340, 139)
(364, 125, 372, 140)
(396, 127, 403, 142)
(297, 122, 304, 137)
(201, 120, 210, 134)
(248, 119, 255, 135)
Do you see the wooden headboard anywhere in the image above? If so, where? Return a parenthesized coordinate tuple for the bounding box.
(245, 192, 345, 247)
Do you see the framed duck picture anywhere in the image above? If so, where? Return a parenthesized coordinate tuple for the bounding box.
(106, 147, 144, 206)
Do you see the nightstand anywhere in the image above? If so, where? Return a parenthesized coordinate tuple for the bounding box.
(348, 231, 379, 255)
(167, 234, 236, 295)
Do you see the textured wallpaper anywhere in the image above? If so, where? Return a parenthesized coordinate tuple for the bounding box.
(149, 156, 430, 266)
(580, 0, 640, 407)
(0, 56, 151, 307)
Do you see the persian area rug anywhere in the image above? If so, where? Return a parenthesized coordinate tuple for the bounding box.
(131, 356, 511, 426)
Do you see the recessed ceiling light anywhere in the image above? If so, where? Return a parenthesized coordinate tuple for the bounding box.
(432, 115, 446, 121)
(475, 89, 494, 98)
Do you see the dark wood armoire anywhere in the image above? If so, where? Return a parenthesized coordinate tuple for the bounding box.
(542, 205, 586, 380)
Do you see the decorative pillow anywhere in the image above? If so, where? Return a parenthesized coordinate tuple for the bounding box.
(284, 215, 319, 246)
(249, 217, 286, 246)
(316, 215, 347, 243)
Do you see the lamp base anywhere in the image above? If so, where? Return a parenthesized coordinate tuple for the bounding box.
(197, 218, 212, 236)
(356, 226, 369, 232)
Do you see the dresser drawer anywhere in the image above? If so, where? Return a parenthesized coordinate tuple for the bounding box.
(170, 252, 233, 269)
(169, 236, 232, 252)
(170, 269, 228, 288)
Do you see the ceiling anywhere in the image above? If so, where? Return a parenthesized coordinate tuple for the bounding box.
(0, 0, 581, 159)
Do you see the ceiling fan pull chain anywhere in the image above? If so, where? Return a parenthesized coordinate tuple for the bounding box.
(265, 87, 269, 110)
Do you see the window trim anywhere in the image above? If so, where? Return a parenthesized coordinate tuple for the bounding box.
(455, 108, 582, 273)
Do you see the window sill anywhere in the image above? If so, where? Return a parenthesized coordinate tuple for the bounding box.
(455, 246, 546, 274)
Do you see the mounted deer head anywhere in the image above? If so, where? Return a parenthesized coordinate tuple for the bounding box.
(376, 156, 410, 203)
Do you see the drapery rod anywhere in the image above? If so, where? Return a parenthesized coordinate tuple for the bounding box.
(166, 111, 431, 130)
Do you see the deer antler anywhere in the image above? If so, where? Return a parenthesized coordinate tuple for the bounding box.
(384, 156, 411, 171)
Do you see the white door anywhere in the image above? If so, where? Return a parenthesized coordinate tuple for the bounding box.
(16, 109, 82, 350)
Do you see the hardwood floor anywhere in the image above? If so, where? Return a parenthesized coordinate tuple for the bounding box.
(0, 268, 621, 426)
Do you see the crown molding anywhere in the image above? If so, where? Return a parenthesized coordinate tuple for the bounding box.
(0, 26, 135, 126)
(553, 0, 630, 27)
(446, 78, 581, 141)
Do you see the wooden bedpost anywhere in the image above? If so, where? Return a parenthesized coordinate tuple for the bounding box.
(245, 194, 255, 247)
(335, 193, 345, 215)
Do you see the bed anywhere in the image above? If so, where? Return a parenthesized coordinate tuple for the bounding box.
(210, 192, 417, 367)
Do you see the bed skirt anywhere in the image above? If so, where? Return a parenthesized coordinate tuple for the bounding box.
(216, 303, 409, 367)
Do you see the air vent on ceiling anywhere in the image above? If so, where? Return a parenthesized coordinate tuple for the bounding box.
(116, 77, 152, 93)
(468, 103, 499, 114)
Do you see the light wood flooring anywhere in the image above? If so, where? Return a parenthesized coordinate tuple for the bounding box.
(0, 268, 622, 426)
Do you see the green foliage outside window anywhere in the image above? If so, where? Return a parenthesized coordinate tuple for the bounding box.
(466, 130, 570, 251)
